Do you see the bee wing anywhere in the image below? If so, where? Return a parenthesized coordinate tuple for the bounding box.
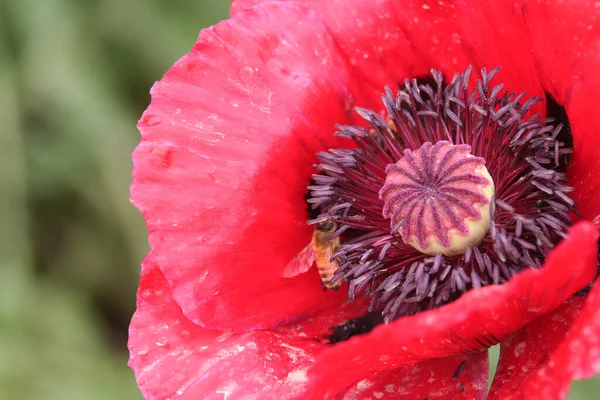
(283, 243, 316, 278)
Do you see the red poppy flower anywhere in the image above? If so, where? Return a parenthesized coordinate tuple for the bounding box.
(128, 0, 600, 398)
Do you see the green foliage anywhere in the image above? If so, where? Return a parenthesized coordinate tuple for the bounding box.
(0, 0, 597, 398)
(0, 0, 228, 398)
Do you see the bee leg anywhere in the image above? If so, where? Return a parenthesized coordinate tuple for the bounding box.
(321, 281, 327, 292)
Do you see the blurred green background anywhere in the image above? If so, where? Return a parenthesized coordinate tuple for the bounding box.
(0, 0, 598, 399)
(0, 0, 228, 398)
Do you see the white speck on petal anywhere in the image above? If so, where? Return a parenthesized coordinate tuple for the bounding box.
(215, 381, 238, 400)
(514, 342, 527, 357)
(286, 369, 308, 384)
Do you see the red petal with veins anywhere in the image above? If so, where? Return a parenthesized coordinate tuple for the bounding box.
(340, 352, 489, 400)
(304, 222, 598, 398)
(233, 0, 545, 115)
(130, 258, 490, 399)
(131, 2, 367, 332)
(233, 2, 600, 216)
(131, 257, 491, 399)
(488, 278, 600, 400)
(511, 0, 600, 220)
(488, 298, 581, 399)
(133, 0, 600, 397)
(129, 258, 368, 400)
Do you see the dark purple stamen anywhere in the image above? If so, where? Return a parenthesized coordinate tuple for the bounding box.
(307, 67, 576, 322)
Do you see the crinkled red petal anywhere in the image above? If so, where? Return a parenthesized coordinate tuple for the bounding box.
(133, 1, 600, 397)
(302, 222, 598, 398)
(139, 0, 600, 334)
(233, 3, 600, 217)
(569, 79, 600, 223)
(129, 258, 368, 400)
(488, 278, 600, 400)
(564, 282, 600, 381)
(512, 0, 600, 220)
(339, 352, 489, 400)
(233, 0, 545, 113)
(130, 258, 490, 399)
(131, 2, 371, 332)
(488, 298, 581, 399)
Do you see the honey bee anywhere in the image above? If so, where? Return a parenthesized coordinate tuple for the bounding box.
(283, 220, 341, 291)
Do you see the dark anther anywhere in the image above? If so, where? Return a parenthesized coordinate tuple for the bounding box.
(452, 361, 467, 380)
(545, 92, 573, 169)
(304, 179, 321, 221)
(411, 74, 447, 102)
(327, 312, 384, 344)
(307, 68, 576, 322)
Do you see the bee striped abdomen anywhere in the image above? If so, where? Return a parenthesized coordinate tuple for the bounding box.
(312, 222, 341, 291)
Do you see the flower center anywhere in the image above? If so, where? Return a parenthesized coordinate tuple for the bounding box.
(380, 141, 494, 256)
(301, 67, 576, 322)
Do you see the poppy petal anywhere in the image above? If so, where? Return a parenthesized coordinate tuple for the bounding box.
(488, 278, 600, 400)
(128, 260, 314, 399)
(130, 258, 489, 399)
(132, 2, 366, 332)
(339, 352, 489, 400)
(517, 0, 600, 219)
(568, 79, 600, 222)
(487, 298, 581, 399)
(129, 258, 369, 400)
(234, 0, 544, 111)
(303, 222, 598, 398)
